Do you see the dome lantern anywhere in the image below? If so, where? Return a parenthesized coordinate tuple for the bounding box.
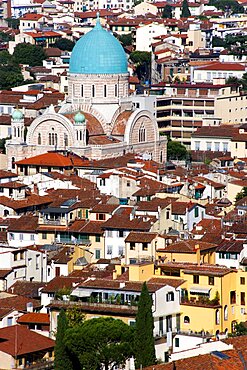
(74, 112, 85, 124)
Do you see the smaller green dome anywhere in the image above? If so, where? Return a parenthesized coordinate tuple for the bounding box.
(12, 109, 23, 120)
(74, 112, 85, 124)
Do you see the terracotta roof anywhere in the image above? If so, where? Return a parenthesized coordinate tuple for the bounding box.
(196, 62, 245, 71)
(125, 231, 157, 243)
(163, 240, 217, 253)
(0, 269, 11, 278)
(17, 313, 49, 324)
(8, 215, 39, 232)
(143, 349, 247, 369)
(0, 295, 41, 311)
(0, 325, 54, 356)
(136, 198, 173, 212)
(0, 194, 52, 211)
(216, 239, 244, 253)
(15, 152, 73, 167)
(159, 262, 234, 276)
(0, 170, 17, 179)
(68, 220, 104, 234)
(64, 112, 104, 136)
(41, 276, 83, 293)
(102, 210, 154, 231)
(0, 181, 27, 189)
(91, 204, 119, 214)
(172, 201, 198, 215)
(8, 281, 45, 298)
(20, 13, 44, 20)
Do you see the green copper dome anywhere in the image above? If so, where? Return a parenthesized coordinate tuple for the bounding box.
(69, 17, 128, 75)
(74, 112, 85, 124)
(12, 109, 23, 120)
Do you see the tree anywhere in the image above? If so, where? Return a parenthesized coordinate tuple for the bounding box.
(0, 50, 12, 66)
(5, 17, 20, 29)
(162, 5, 172, 18)
(167, 139, 188, 160)
(134, 282, 156, 369)
(66, 306, 85, 327)
(130, 51, 151, 81)
(0, 32, 14, 42)
(225, 76, 242, 86)
(65, 317, 134, 370)
(53, 38, 75, 51)
(212, 36, 225, 48)
(234, 322, 247, 336)
(118, 33, 133, 47)
(235, 187, 247, 202)
(54, 309, 73, 370)
(13, 43, 46, 67)
(241, 73, 247, 91)
(208, 0, 244, 13)
(181, 0, 191, 18)
(0, 65, 23, 89)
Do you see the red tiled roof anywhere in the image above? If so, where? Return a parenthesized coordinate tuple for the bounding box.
(15, 152, 73, 167)
(8, 281, 45, 298)
(17, 313, 49, 324)
(162, 240, 217, 253)
(125, 231, 157, 243)
(0, 294, 41, 311)
(0, 325, 54, 356)
(20, 13, 44, 20)
(196, 62, 245, 71)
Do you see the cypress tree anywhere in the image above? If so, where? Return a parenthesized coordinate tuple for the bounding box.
(134, 282, 156, 369)
(54, 309, 73, 370)
(181, 0, 191, 18)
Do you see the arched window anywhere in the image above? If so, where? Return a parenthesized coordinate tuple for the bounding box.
(11, 157, 15, 170)
(92, 85, 95, 97)
(215, 309, 220, 325)
(104, 85, 107, 97)
(115, 84, 118, 97)
(184, 316, 190, 324)
(17, 127, 20, 137)
(139, 123, 146, 143)
(224, 305, 228, 321)
(13, 127, 16, 137)
(49, 133, 52, 145)
(64, 133, 68, 147)
(38, 133, 41, 145)
(81, 85, 83, 97)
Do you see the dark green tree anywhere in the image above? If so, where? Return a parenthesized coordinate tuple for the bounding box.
(134, 282, 155, 369)
(235, 187, 247, 202)
(5, 17, 20, 29)
(54, 309, 73, 370)
(181, 0, 191, 18)
(234, 322, 247, 336)
(241, 73, 247, 91)
(53, 38, 75, 51)
(0, 65, 23, 89)
(0, 32, 14, 42)
(118, 33, 133, 47)
(208, 0, 244, 13)
(0, 50, 12, 66)
(162, 5, 172, 18)
(212, 36, 225, 47)
(167, 139, 188, 160)
(13, 43, 46, 67)
(225, 76, 242, 86)
(130, 51, 151, 81)
(65, 317, 134, 370)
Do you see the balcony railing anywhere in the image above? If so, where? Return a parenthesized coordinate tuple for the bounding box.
(23, 360, 54, 370)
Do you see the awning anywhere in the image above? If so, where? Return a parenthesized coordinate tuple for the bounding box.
(190, 287, 211, 295)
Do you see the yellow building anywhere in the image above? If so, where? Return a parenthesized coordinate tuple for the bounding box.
(157, 261, 247, 335)
(156, 240, 216, 265)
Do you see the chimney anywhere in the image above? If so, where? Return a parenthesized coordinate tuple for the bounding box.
(112, 270, 117, 280)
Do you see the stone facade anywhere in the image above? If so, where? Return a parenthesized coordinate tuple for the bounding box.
(6, 24, 167, 169)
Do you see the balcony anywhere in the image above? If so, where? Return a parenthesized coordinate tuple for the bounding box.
(39, 217, 67, 226)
